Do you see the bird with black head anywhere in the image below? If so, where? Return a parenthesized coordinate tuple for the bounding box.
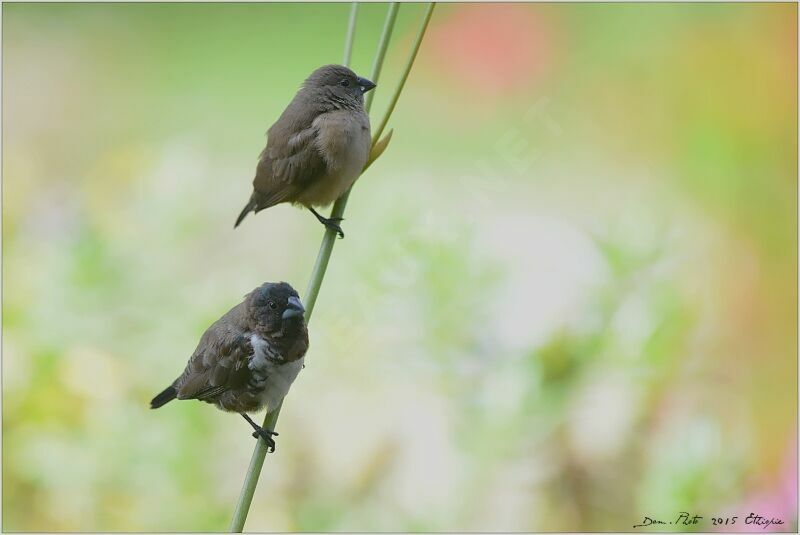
(150, 282, 309, 452)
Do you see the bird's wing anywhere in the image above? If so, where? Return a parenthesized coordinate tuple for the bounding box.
(251, 114, 328, 210)
(176, 322, 253, 402)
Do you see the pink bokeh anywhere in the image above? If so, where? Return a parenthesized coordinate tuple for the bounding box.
(426, 4, 556, 98)
(723, 438, 797, 532)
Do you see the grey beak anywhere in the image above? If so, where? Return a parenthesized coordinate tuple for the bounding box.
(282, 296, 305, 320)
(358, 77, 376, 93)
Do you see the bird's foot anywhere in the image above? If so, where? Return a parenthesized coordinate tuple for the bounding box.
(252, 428, 279, 453)
(241, 413, 279, 453)
(308, 208, 345, 238)
(322, 218, 345, 239)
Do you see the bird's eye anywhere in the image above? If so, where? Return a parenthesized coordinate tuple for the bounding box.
(268, 300, 277, 310)
(339, 79, 350, 87)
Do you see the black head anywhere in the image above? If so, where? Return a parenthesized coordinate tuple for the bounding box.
(246, 282, 306, 336)
(304, 64, 376, 105)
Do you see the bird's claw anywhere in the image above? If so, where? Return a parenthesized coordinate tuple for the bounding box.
(251, 429, 279, 437)
(325, 221, 345, 239)
(320, 216, 344, 238)
(308, 208, 345, 238)
(252, 429, 279, 452)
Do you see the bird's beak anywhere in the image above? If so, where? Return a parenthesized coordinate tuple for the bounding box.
(358, 77, 376, 94)
(282, 296, 305, 320)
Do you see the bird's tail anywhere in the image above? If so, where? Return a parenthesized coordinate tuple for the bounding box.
(234, 197, 257, 228)
(150, 384, 178, 409)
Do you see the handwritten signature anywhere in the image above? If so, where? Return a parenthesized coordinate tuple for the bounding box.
(634, 512, 785, 529)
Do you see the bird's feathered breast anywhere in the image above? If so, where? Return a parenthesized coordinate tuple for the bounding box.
(292, 109, 370, 207)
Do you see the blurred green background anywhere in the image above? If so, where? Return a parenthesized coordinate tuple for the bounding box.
(3, 2, 797, 532)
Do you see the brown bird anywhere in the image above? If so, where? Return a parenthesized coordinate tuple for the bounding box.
(150, 282, 309, 452)
(234, 64, 376, 238)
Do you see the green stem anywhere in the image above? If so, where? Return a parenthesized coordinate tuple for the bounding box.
(364, 3, 400, 114)
(306, 1, 400, 315)
(342, 3, 358, 66)
(371, 3, 436, 146)
(229, 2, 434, 531)
(318, 1, 400, 232)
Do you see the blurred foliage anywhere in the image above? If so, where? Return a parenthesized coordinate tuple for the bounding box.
(3, 3, 797, 532)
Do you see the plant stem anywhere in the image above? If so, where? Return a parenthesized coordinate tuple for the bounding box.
(229, 2, 435, 531)
(342, 3, 358, 66)
(364, 3, 400, 114)
(370, 2, 436, 147)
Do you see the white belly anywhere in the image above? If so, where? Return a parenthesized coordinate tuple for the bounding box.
(248, 334, 304, 411)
